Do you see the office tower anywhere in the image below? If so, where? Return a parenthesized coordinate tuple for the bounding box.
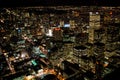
(60, 20, 64, 27)
(53, 28, 63, 41)
(89, 12, 100, 43)
(69, 20, 75, 28)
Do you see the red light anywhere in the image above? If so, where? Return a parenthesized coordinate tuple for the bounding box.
(110, 11, 112, 15)
(54, 28, 61, 31)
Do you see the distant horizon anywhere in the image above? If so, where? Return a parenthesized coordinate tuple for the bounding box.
(0, 5, 120, 10)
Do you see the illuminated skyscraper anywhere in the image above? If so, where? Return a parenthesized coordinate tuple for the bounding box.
(69, 20, 75, 28)
(60, 20, 64, 27)
(89, 12, 100, 43)
(53, 28, 63, 41)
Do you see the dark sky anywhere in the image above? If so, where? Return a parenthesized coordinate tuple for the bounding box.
(0, 0, 119, 7)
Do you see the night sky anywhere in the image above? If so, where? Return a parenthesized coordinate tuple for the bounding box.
(0, 0, 119, 7)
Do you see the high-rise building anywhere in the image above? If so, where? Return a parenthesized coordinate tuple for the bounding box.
(53, 28, 63, 41)
(89, 12, 101, 43)
(60, 20, 64, 27)
(69, 20, 75, 28)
